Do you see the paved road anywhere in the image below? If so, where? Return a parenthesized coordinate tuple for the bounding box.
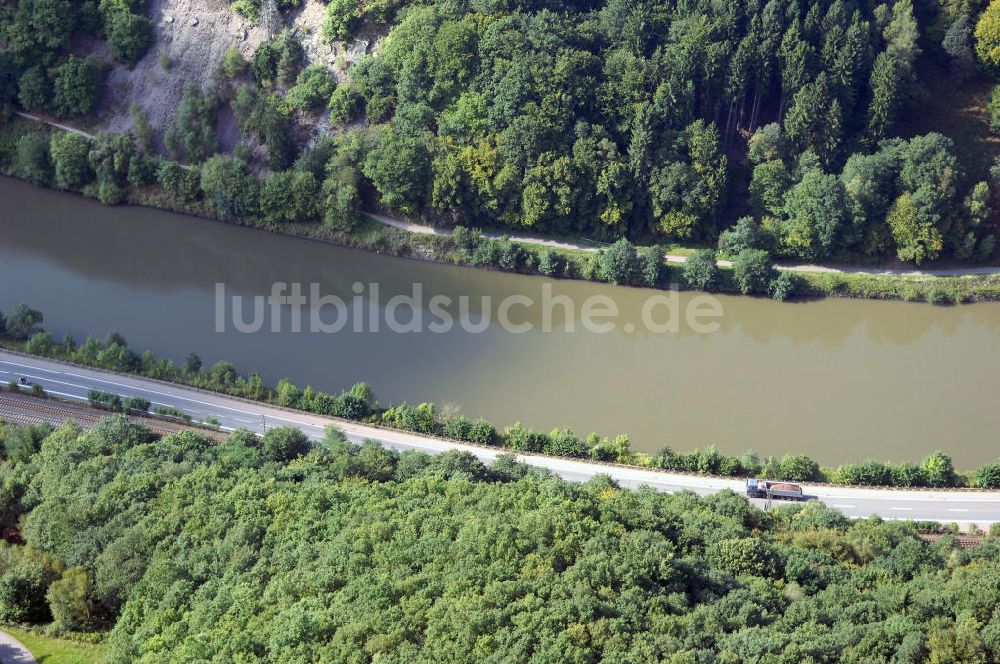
(364, 211, 1000, 277)
(2, 350, 998, 526)
(0, 631, 36, 664)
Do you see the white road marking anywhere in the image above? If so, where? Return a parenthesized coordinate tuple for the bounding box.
(1, 360, 64, 374)
(4, 354, 1000, 524)
(0, 362, 263, 417)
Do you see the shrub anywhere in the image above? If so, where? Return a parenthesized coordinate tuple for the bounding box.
(470, 240, 497, 267)
(835, 460, 892, 486)
(597, 238, 640, 285)
(976, 1, 1000, 69)
(221, 47, 247, 79)
(106, 11, 153, 67)
(494, 238, 529, 271)
(779, 454, 819, 482)
(86, 132, 135, 205)
(260, 170, 320, 223)
(975, 462, 1000, 489)
(322, 0, 362, 42)
(50, 132, 93, 190)
(14, 133, 52, 185)
(769, 271, 799, 301)
(286, 66, 336, 113)
(925, 287, 949, 305)
(468, 419, 497, 445)
(639, 245, 664, 287)
(943, 15, 975, 78)
(52, 56, 106, 116)
(25, 332, 56, 356)
(990, 85, 1000, 136)
(538, 248, 563, 277)
(891, 463, 926, 487)
(275, 379, 302, 407)
(200, 155, 258, 218)
(123, 396, 151, 413)
(683, 249, 719, 291)
(383, 403, 437, 434)
(17, 66, 50, 111)
(330, 393, 368, 420)
(157, 161, 200, 201)
(920, 451, 955, 488)
(7, 304, 44, 340)
(235, 90, 294, 168)
(88, 389, 123, 411)
(154, 406, 191, 421)
(46, 567, 93, 633)
(261, 427, 311, 462)
(0, 544, 61, 623)
(545, 428, 586, 457)
(733, 249, 775, 295)
(127, 153, 159, 187)
(328, 84, 364, 125)
(276, 32, 305, 86)
(709, 537, 778, 578)
(443, 415, 472, 440)
(691, 445, 723, 474)
(210, 361, 239, 389)
(587, 434, 631, 463)
(718, 216, 770, 255)
(165, 85, 218, 163)
(251, 43, 278, 85)
(451, 226, 482, 254)
(719, 456, 742, 476)
(503, 423, 547, 452)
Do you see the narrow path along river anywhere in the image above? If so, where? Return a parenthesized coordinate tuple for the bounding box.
(3, 177, 1000, 468)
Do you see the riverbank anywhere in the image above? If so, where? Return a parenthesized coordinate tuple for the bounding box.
(3, 314, 999, 489)
(68, 179, 1000, 305)
(8, 177, 1000, 466)
(5, 117, 1000, 304)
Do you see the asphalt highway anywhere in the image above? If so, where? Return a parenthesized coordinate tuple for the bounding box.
(2, 349, 997, 526)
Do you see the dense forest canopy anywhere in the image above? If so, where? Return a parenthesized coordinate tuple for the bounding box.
(336, 0, 999, 262)
(0, 0, 152, 114)
(1, 417, 999, 662)
(2, 0, 1000, 266)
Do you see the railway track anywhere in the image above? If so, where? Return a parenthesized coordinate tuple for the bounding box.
(0, 393, 222, 439)
(918, 533, 986, 548)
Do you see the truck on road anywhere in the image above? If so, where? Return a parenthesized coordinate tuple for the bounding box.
(746, 478, 805, 501)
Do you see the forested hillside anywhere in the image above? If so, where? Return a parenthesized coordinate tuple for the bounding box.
(335, 0, 1000, 263)
(4, 0, 1000, 266)
(1, 417, 999, 662)
(0, 0, 152, 114)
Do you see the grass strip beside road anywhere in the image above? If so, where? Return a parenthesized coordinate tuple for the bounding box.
(1, 626, 106, 664)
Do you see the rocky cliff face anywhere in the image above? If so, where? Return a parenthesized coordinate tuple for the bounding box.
(97, 0, 263, 135)
(94, 0, 368, 142)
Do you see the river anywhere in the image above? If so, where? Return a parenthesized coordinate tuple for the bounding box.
(3, 177, 1000, 468)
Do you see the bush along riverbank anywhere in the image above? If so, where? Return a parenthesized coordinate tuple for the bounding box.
(6, 119, 1000, 304)
(3, 303, 1000, 489)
